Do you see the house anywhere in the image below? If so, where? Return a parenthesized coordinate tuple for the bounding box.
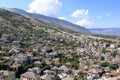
(10, 63, 21, 70)
(53, 58, 62, 66)
(9, 47, 20, 53)
(47, 52, 59, 58)
(43, 70, 55, 75)
(87, 73, 95, 80)
(44, 59, 52, 65)
(58, 73, 67, 79)
(62, 75, 74, 80)
(117, 47, 120, 54)
(110, 44, 116, 49)
(4, 59, 14, 66)
(50, 66, 58, 71)
(77, 47, 86, 53)
(65, 62, 72, 68)
(2, 34, 14, 42)
(41, 69, 55, 80)
(0, 72, 4, 80)
(87, 67, 103, 80)
(98, 75, 120, 80)
(14, 53, 34, 64)
(58, 66, 69, 73)
(12, 41, 21, 48)
(27, 67, 41, 74)
(20, 71, 41, 80)
(0, 70, 15, 80)
(34, 61, 42, 66)
(41, 74, 55, 80)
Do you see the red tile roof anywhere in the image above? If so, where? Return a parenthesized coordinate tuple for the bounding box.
(2, 34, 13, 37)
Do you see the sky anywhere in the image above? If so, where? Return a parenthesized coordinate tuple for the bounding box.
(0, 0, 120, 28)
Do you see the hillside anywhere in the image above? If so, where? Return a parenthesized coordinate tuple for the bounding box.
(90, 28, 120, 36)
(3, 8, 90, 33)
(0, 8, 78, 37)
(1, 8, 120, 80)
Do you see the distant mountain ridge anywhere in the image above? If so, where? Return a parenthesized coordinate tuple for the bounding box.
(2, 7, 90, 33)
(89, 28, 120, 36)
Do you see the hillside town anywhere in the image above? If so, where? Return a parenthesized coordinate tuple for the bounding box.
(0, 26, 120, 80)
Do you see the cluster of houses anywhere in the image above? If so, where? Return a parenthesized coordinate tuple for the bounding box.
(0, 28, 120, 80)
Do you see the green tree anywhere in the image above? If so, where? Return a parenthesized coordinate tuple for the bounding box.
(100, 61, 110, 67)
(78, 71, 84, 77)
(54, 76, 61, 80)
(100, 56, 104, 61)
(111, 52, 116, 57)
(109, 64, 117, 70)
(71, 57, 79, 70)
(82, 78, 87, 80)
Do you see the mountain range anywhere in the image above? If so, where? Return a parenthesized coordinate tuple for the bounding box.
(89, 28, 120, 36)
(2, 7, 90, 33)
(1, 7, 120, 36)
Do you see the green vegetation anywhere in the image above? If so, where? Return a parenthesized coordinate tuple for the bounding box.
(78, 71, 84, 77)
(100, 56, 105, 61)
(109, 64, 117, 70)
(0, 9, 14, 20)
(0, 8, 120, 80)
(71, 55, 79, 69)
(16, 63, 34, 78)
(60, 55, 69, 64)
(110, 51, 116, 57)
(100, 62, 118, 70)
(0, 63, 9, 70)
(0, 52, 12, 56)
(54, 76, 61, 80)
(100, 61, 110, 67)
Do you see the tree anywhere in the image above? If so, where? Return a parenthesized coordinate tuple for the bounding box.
(100, 56, 104, 61)
(78, 71, 84, 77)
(54, 76, 61, 80)
(109, 64, 118, 70)
(0, 46, 2, 50)
(0, 63, 9, 70)
(82, 78, 87, 80)
(72, 58, 79, 70)
(111, 52, 116, 57)
(100, 61, 110, 67)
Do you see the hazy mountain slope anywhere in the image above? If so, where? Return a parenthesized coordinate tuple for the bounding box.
(0, 9, 66, 36)
(4, 8, 90, 33)
(89, 28, 120, 36)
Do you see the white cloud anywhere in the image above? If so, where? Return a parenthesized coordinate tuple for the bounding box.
(27, 0, 62, 17)
(71, 9, 89, 19)
(58, 17, 66, 20)
(71, 9, 93, 27)
(76, 19, 93, 27)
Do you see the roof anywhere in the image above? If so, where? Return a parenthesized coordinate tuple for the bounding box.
(88, 68, 98, 74)
(2, 34, 13, 37)
(111, 71, 120, 77)
(21, 71, 40, 79)
(59, 66, 69, 72)
(34, 61, 42, 64)
(0, 70, 15, 76)
(58, 73, 67, 79)
(44, 70, 54, 74)
(62, 76, 74, 80)
(10, 64, 21, 68)
(41, 74, 55, 80)
(50, 66, 57, 71)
